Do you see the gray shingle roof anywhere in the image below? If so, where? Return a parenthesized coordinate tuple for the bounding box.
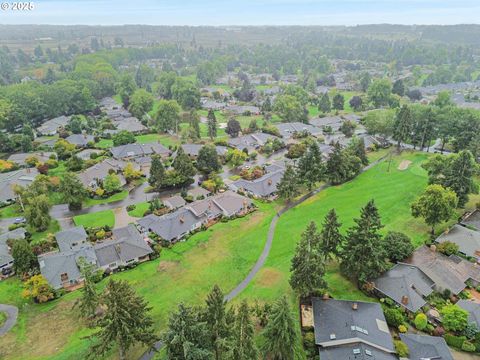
(36, 115, 70, 135)
(227, 133, 279, 150)
(180, 144, 228, 157)
(211, 191, 253, 217)
(0, 227, 27, 245)
(275, 122, 322, 139)
(163, 196, 186, 209)
(8, 152, 54, 166)
(0, 168, 39, 203)
(400, 334, 454, 360)
(457, 299, 480, 328)
(110, 143, 170, 159)
(461, 209, 480, 232)
(55, 226, 88, 252)
(436, 224, 480, 258)
(112, 117, 147, 133)
(231, 169, 284, 197)
(319, 343, 397, 360)
(373, 263, 434, 312)
(65, 134, 95, 147)
(77, 159, 128, 188)
(312, 298, 395, 354)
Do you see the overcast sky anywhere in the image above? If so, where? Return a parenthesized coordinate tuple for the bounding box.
(1, 0, 480, 25)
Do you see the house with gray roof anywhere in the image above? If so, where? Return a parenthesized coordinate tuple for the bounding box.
(55, 226, 88, 252)
(227, 133, 280, 152)
(457, 299, 480, 328)
(275, 122, 322, 139)
(462, 209, 480, 232)
(399, 334, 453, 360)
(187, 187, 211, 200)
(8, 152, 55, 166)
(180, 144, 228, 158)
(0, 168, 39, 203)
(373, 263, 435, 312)
(76, 149, 102, 161)
(78, 158, 130, 189)
(312, 298, 396, 360)
(36, 115, 70, 136)
(436, 224, 480, 260)
(225, 104, 260, 115)
(110, 143, 170, 160)
(163, 195, 186, 210)
(230, 169, 285, 198)
(112, 117, 147, 133)
(310, 116, 344, 131)
(405, 245, 480, 295)
(65, 134, 95, 148)
(0, 228, 27, 276)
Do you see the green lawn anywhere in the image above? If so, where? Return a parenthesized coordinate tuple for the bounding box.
(238, 151, 432, 304)
(83, 190, 128, 208)
(47, 162, 67, 178)
(95, 133, 179, 149)
(29, 220, 61, 245)
(73, 210, 115, 229)
(127, 201, 149, 218)
(0, 204, 22, 219)
(0, 202, 277, 360)
(0, 311, 6, 327)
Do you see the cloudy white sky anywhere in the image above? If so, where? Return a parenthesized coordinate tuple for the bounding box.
(1, 0, 480, 25)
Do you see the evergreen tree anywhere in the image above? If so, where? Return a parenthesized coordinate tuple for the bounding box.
(207, 109, 217, 140)
(226, 118, 241, 138)
(320, 209, 343, 260)
(25, 194, 51, 232)
(348, 137, 369, 166)
(340, 200, 388, 283)
(197, 145, 221, 174)
(164, 303, 212, 360)
(325, 142, 362, 185)
(332, 93, 345, 111)
(88, 280, 157, 360)
(204, 285, 230, 360)
(11, 239, 38, 275)
(188, 110, 201, 139)
(318, 92, 331, 113)
(277, 165, 300, 201)
(392, 79, 405, 96)
(149, 155, 165, 190)
(261, 97, 272, 113)
(297, 142, 324, 191)
(77, 258, 99, 321)
(173, 147, 196, 178)
(442, 150, 478, 207)
(290, 222, 327, 298)
(228, 300, 257, 360)
(393, 105, 413, 150)
(59, 172, 88, 210)
(261, 296, 299, 360)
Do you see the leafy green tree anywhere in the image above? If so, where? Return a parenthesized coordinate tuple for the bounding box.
(12, 239, 38, 275)
(112, 130, 136, 146)
(274, 94, 308, 123)
(360, 72, 372, 92)
(349, 95, 363, 111)
(115, 74, 137, 107)
(367, 78, 392, 108)
(441, 304, 469, 333)
(172, 78, 200, 109)
(348, 137, 369, 166)
(207, 109, 217, 140)
(103, 173, 122, 194)
(261, 296, 299, 360)
(277, 165, 300, 202)
(204, 285, 230, 360)
(341, 200, 388, 283)
(383, 231, 414, 262)
(66, 155, 84, 172)
(437, 241, 459, 256)
(290, 222, 327, 298)
(128, 88, 154, 118)
(297, 141, 324, 190)
(318, 92, 331, 113)
(226, 149, 248, 167)
(320, 209, 343, 260)
(225, 118, 241, 138)
(88, 280, 157, 360)
(59, 172, 88, 210)
(77, 258, 99, 321)
(332, 93, 345, 111)
(135, 64, 155, 89)
(411, 184, 458, 234)
(363, 109, 395, 138)
(434, 91, 453, 108)
(153, 99, 181, 133)
(392, 79, 405, 97)
(68, 116, 83, 134)
(149, 155, 165, 190)
(22, 123, 35, 140)
(262, 97, 272, 113)
(164, 303, 212, 360)
(21, 135, 33, 152)
(157, 72, 177, 100)
(197, 145, 221, 174)
(340, 120, 356, 137)
(22, 274, 54, 303)
(228, 300, 257, 360)
(25, 194, 51, 231)
(393, 105, 413, 150)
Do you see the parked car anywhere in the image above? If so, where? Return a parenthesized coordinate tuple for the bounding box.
(13, 217, 26, 224)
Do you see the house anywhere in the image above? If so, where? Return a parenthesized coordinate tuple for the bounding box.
(227, 133, 280, 152)
(200, 98, 226, 111)
(94, 224, 153, 272)
(180, 144, 228, 158)
(312, 298, 396, 359)
(65, 134, 95, 148)
(163, 195, 186, 210)
(137, 192, 252, 242)
(405, 245, 480, 295)
(0, 168, 39, 203)
(399, 334, 454, 360)
(435, 224, 480, 260)
(8, 152, 54, 166)
(230, 169, 285, 198)
(275, 122, 322, 139)
(225, 105, 260, 115)
(75, 149, 101, 161)
(112, 117, 147, 134)
(0, 228, 27, 276)
(373, 263, 435, 312)
(457, 300, 480, 328)
(187, 187, 211, 200)
(36, 115, 70, 136)
(39, 225, 152, 290)
(77, 158, 129, 189)
(461, 209, 480, 231)
(310, 116, 344, 131)
(110, 143, 171, 160)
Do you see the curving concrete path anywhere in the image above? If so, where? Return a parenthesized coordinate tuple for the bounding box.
(140, 154, 389, 360)
(0, 304, 18, 336)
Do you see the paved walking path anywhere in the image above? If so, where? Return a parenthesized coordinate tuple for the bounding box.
(0, 304, 18, 336)
(140, 153, 389, 359)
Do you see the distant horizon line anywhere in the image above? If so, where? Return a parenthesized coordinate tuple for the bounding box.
(1, 23, 480, 27)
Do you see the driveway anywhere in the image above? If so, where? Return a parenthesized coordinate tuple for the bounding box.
(0, 304, 18, 336)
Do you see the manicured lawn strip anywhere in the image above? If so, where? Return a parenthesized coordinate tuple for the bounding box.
(0, 201, 276, 360)
(0, 311, 6, 327)
(29, 221, 60, 245)
(83, 190, 128, 208)
(47, 162, 67, 178)
(127, 201, 149, 218)
(0, 204, 22, 219)
(96, 133, 179, 149)
(73, 210, 115, 228)
(238, 152, 431, 304)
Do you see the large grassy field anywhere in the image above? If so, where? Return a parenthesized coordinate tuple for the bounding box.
(95, 133, 179, 149)
(0, 202, 278, 360)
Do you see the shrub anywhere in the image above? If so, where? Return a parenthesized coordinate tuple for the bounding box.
(445, 334, 467, 348)
(95, 230, 106, 240)
(414, 313, 428, 331)
(463, 322, 479, 339)
(126, 204, 136, 212)
(441, 304, 469, 332)
(462, 340, 476, 352)
(384, 308, 405, 327)
(437, 241, 459, 256)
(394, 340, 409, 357)
(398, 324, 407, 333)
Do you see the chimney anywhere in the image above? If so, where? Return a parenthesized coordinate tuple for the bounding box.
(180, 216, 185, 223)
(352, 302, 358, 310)
(268, 179, 272, 186)
(115, 244, 121, 254)
(430, 244, 437, 252)
(401, 296, 409, 305)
